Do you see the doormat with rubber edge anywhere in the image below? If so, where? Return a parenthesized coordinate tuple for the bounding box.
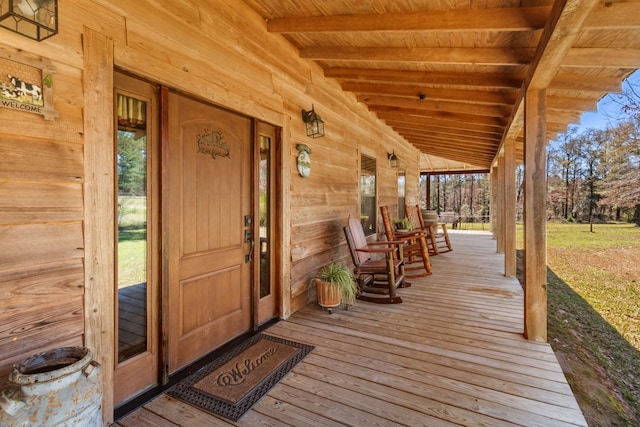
(168, 333, 314, 421)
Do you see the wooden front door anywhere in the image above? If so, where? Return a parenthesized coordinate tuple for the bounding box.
(166, 92, 252, 373)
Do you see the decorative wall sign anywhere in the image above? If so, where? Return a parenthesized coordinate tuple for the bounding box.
(296, 144, 311, 178)
(197, 128, 230, 159)
(0, 50, 57, 120)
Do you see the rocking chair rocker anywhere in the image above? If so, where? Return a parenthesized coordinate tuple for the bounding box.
(344, 215, 408, 304)
(380, 205, 432, 278)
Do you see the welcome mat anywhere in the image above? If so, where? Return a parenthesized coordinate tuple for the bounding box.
(169, 334, 314, 421)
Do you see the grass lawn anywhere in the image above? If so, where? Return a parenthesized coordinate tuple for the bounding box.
(519, 222, 640, 426)
(117, 196, 147, 287)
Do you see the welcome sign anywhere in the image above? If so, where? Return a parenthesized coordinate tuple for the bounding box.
(0, 51, 58, 120)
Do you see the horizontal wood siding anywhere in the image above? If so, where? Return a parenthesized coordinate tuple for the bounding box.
(0, 39, 85, 383)
(0, 0, 420, 408)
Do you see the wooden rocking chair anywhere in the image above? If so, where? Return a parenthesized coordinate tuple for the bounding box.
(344, 216, 407, 304)
(405, 204, 452, 255)
(380, 205, 432, 278)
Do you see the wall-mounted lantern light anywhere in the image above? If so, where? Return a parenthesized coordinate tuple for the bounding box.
(387, 152, 399, 168)
(301, 104, 325, 138)
(0, 0, 58, 41)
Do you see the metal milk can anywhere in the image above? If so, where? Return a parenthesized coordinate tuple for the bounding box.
(0, 347, 103, 427)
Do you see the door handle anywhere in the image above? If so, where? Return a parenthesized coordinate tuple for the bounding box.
(245, 238, 255, 263)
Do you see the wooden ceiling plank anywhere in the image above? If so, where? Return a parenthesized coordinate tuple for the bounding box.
(300, 47, 535, 66)
(392, 127, 502, 143)
(563, 48, 640, 68)
(377, 112, 505, 134)
(547, 96, 597, 112)
(406, 137, 499, 154)
(267, 6, 550, 33)
(548, 73, 622, 93)
(325, 68, 526, 89)
(387, 122, 502, 142)
(584, 2, 640, 30)
(397, 131, 499, 148)
(341, 82, 518, 105)
(359, 95, 511, 117)
(369, 105, 509, 127)
(412, 147, 493, 166)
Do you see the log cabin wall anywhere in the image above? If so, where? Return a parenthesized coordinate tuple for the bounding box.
(0, 0, 420, 391)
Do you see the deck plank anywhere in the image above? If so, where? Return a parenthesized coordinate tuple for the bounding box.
(115, 232, 587, 426)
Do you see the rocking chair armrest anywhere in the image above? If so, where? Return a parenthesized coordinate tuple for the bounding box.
(367, 240, 406, 247)
(355, 247, 395, 254)
(395, 229, 426, 238)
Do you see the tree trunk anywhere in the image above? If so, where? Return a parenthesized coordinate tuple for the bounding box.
(635, 204, 640, 226)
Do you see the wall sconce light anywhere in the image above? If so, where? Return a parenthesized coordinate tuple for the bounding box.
(301, 104, 325, 138)
(388, 152, 399, 168)
(0, 0, 58, 41)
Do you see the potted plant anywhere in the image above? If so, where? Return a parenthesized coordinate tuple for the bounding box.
(393, 217, 413, 232)
(312, 262, 358, 313)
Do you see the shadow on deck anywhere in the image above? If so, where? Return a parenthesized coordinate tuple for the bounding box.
(115, 232, 587, 426)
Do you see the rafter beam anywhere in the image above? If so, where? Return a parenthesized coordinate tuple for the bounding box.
(386, 123, 501, 142)
(548, 72, 622, 93)
(377, 112, 505, 134)
(267, 6, 550, 33)
(369, 105, 509, 127)
(497, 0, 601, 163)
(584, 1, 640, 30)
(342, 82, 518, 105)
(300, 47, 535, 65)
(325, 68, 526, 89)
(359, 95, 511, 117)
(564, 48, 640, 68)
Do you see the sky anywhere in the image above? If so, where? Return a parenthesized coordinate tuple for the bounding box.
(570, 69, 640, 134)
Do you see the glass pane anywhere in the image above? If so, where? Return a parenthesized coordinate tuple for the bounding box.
(259, 135, 271, 298)
(360, 155, 376, 236)
(116, 94, 148, 363)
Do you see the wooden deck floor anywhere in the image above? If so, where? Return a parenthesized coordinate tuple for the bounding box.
(115, 232, 587, 427)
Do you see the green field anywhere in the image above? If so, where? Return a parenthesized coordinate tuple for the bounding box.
(117, 196, 147, 287)
(524, 223, 640, 425)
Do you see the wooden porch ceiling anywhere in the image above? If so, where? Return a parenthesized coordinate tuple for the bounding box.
(244, 0, 640, 170)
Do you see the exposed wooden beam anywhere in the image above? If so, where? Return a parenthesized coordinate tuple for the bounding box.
(342, 82, 518, 105)
(406, 136, 499, 153)
(300, 47, 535, 65)
(547, 96, 597, 112)
(397, 132, 500, 149)
(411, 146, 493, 166)
(548, 72, 622, 93)
(497, 0, 601, 164)
(584, 1, 640, 30)
(369, 106, 509, 127)
(325, 68, 526, 89)
(387, 123, 502, 142)
(377, 112, 505, 134)
(359, 95, 511, 117)
(267, 6, 550, 33)
(564, 48, 640, 68)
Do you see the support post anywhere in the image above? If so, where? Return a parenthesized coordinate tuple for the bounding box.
(496, 154, 505, 253)
(524, 89, 547, 342)
(490, 166, 497, 237)
(504, 138, 517, 277)
(83, 27, 115, 424)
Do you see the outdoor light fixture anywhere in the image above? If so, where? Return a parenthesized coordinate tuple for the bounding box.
(388, 152, 399, 168)
(301, 104, 325, 138)
(0, 0, 58, 41)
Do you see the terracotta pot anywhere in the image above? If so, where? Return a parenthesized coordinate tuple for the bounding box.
(314, 279, 341, 312)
